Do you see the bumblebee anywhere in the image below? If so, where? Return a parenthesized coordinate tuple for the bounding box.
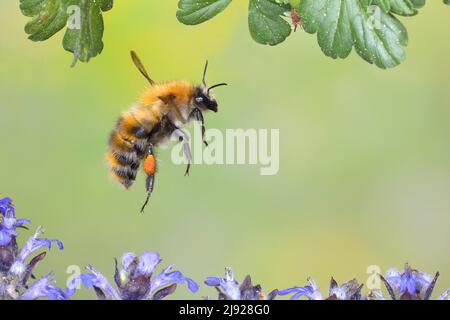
(106, 51, 227, 213)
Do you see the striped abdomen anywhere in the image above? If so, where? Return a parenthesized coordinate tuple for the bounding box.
(106, 110, 153, 189)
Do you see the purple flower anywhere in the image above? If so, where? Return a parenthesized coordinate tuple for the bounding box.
(150, 265, 199, 296)
(21, 273, 67, 300)
(0, 196, 65, 300)
(328, 278, 365, 300)
(0, 197, 30, 246)
(438, 288, 450, 300)
(66, 250, 198, 300)
(378, 263, 439, 300)
(278, 277, 324, 300)
(0, 197, 14, 214)
(279, 277, 364, 300)
(67, 265, 121, 299)
(10, 226, 63, 276)
(205, 268, 278, 300)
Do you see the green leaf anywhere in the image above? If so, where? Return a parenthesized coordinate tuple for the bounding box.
(248, 0, 292, 46)
(444, 0, 450, 5)
(372, 0, 425, 15)
(176, 0, 232, 25)
(20, 0, 74, 41)
(63, 0, 112, 67)
(373, 0, 392, 13)
(99, 0, 114, 11)
(20, 0, 113, 66)
(410, 0, 426, 8)
(385, 0, 417, 16)
(299, 0, 409, 69)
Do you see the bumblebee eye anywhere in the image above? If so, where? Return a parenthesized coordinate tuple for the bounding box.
(195, 96, 204, 103)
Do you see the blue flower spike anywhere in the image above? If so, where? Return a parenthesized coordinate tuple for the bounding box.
(378, 263, 439, 300)
(0, 196, 66, 300)
(21, 273, 67, 300)
(328, 277, 365, 300)
(3, 195, 450, 301)
(278, 277, 325, 300)
(67, 250, 198, 300)
(0, 197, 31, 247)
(279, 277, 364, 300)
(205, 268, 278, 300)
(438, 288, 450, 300)
(10, 226, 63, 276)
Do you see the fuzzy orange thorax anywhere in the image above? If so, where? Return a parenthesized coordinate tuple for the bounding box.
(139, 81, 195, 106)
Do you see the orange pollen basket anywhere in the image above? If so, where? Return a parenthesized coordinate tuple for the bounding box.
(144, 155, 157, 176)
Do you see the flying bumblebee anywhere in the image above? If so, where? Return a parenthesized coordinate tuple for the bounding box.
(106, 51, 227, 213)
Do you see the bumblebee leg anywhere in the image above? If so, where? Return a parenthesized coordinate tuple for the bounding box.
(140, 175, 155, 213)
(197, 110, 208, 147)
(135, 126, 148, 139)
(140, 144, 156, 213)
(183, 141, 192, 176)
(173, 129, 192, 176)
(191, 108, 208, 147)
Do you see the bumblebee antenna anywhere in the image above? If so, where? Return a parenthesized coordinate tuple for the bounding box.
(202, 60, 209, 87)
(130, 51, 155, 86)
(207, 83, 228, 94)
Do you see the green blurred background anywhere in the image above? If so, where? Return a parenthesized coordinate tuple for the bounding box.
(1, 1, 449, 299)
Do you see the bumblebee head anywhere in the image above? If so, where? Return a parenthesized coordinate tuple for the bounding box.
(194, 60, 227, 113)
